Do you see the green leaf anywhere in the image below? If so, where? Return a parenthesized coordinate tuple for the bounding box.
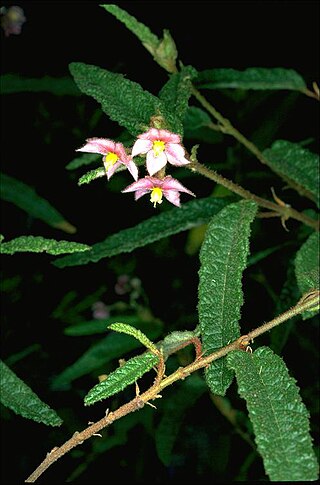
(196, 67, 307, 91)
(78, 167, 105, 185)
(66, 153, 100, 171)
(84, 352, 159, 405)
(108, 323, 159, 354)
(54, 196, 233, 268)
(159, 66, 197, 131)
(101, 4, 159, 55)
(295, 232, 320, 319)
(295, 232, 320, 294)
(159, 330, 199, 360)
(0, 74, 80, 95)
(69, 62, 178, 137)
(0, 235, 90, 255)
(51, 320, 163, 390)
(0, 360, 62, 426)
(101, 5, 177, 73)
(227, 347, 319, 481)
(198, 200, 258, 395)
(155, 374, 207, 466)
(263, 140, 320, 207)
(0, 173, 77, 234)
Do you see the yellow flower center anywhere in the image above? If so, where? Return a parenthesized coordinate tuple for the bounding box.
(150, 187, 163, 207)
(152, 140, 165, 157)
(104, 152, 119, 171)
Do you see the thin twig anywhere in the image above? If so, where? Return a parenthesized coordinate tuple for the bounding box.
(25, 291, 319, 483)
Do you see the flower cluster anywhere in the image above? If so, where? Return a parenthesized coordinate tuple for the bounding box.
(77, 128, 195, 208)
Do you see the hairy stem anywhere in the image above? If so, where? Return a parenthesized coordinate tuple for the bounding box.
(187, 159, 319, 231)
(25, 291, 319, 483)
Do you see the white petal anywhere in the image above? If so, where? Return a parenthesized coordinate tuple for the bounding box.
(132, 139, 152, 157)
(146, 151, 167, 176)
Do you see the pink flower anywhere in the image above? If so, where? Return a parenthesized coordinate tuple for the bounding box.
(76, 138, 138, 181)
(131, 128, 190, 176)
(122, 176, 195, 208)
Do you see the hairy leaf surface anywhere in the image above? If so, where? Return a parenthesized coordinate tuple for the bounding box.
(227, 347, 319, 481)
(159, 66, 197, 133)
(0, 360, 62, 426)
(54, 196, 233, 268)
(198, 200, 257, 395)
(101, 4, 177, 73)
(108, 323, 159, 354)
(263, 140, 319, 207)
(0, 235, 90, 255)
(0, 173, 76, 233)
(84, 352, 158, 405)
(69, 63, 178, 136)
(196, 67, 306, 91)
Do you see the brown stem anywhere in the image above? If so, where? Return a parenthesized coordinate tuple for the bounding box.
(187, 159, 319, 231)
(25, 291, 319, 483)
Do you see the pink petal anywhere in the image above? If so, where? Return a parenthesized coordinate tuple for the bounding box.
(122, 177, 155, 193)
(163, 190, 181, 207)
(114, 143, 129, 160)
(134, 189, 150, 201)
(165, 144, 190, 166)
(157, 130, 181, 144)
(146, 151, 167, 176)
(76, 138, 116, 155)
(106, 161, 121, 180)
(162, 176, 196, 196)
(126, 159, 139, 181)
(138, 128, 160, 140)
(132, 138, 153, 157)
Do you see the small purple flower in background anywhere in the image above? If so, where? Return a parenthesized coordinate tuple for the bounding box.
(76, 138, 138, 181)
(92, 301, 110, 320)
(131, 128, 190, 176)
(0, 6, 26, 37)
(114, 274, 131, 295)
(122, 175, 195, 208)
(115, 274, 142, 298)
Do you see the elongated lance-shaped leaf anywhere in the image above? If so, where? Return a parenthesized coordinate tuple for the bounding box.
(294, 232, 320, 319)
(263, 140, 320, 207)
(159, 66, 197, 132)
(196, 67, 307, 91)
(78, 167, 105, 185)
(198, 200, 257, 395)
(0, 173, 76, 233)
(0, 74, 81, 95)
(155, 374, 207, 466)
(54, 196, 234, 268)
(101, 5, 177, 73)
(84, 352, 159, 406)
(51, 320, 163, 390)
(69, 63, 178, 137)
(295, 232, 320, 294)
(0, 235, 90, 255)
(108, 323, 159, 354)
(227, 347, 319, 481)
(0, 360, 62, 426)
(101, 4, 160, 54)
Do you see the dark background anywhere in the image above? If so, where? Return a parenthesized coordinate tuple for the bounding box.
(1, 1, 319, 484)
